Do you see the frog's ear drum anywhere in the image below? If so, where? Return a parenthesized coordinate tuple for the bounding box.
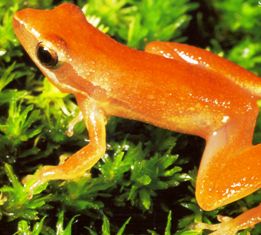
(36, 42, 58, 68)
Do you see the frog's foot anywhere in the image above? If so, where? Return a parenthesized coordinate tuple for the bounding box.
(23, 162, 93, 197)
(22, 165, 68, 195)
(23, 152, 88, 192)
(195, 216, 239, 235)
(23, 164, 90, 197)
(195, 204, 261, 235)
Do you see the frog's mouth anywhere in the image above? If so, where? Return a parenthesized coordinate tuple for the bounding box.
(40, 63, 88, 96)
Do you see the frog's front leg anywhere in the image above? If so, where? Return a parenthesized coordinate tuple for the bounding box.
(24, 96, 106, 191)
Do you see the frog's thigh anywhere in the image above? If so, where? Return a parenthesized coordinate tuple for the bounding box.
(196, 115, 261, 211)
(145, 41, 175, 58)
(145, 41, 207, 65)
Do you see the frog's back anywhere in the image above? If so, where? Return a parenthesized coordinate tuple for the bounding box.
(13, 3, 260, 138)
(102, 49, 259, 138)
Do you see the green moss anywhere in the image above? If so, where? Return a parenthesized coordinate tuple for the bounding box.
(0, 0, 260, 234)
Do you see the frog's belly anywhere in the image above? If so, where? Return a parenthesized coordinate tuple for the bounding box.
(103, 97, 225, 138)
(104, 86, 257, 139)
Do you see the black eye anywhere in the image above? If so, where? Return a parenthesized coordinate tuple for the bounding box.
(36, 42, 58, 68)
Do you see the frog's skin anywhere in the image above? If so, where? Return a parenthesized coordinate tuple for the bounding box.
(13, 3, 261, 234)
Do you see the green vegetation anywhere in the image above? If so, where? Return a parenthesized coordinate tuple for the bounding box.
(0, 0, 260, 234)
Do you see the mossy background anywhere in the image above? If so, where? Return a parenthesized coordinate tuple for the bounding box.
(0, 0, 261, 234)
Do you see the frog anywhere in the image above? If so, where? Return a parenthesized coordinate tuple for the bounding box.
(13, 3, 261, 234)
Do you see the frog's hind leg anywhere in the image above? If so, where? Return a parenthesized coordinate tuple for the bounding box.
(145, 41, 214, 66)
(195, 111, 261, 234)
(196, 204, 261, 235)
(145, 41, 261, 97)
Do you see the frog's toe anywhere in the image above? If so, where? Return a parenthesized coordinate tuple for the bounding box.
(194, 220, 239, 235)
(22, 165, 61, 195)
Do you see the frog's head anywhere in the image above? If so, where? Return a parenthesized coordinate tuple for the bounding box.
(13, 3, 108, 96)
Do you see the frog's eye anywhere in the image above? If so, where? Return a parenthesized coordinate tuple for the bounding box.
(36, 42, 58, 68)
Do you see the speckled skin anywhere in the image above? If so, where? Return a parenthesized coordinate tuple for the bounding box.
(13, 3, 261, 234)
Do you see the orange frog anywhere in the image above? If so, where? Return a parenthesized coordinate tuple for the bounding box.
(13, 3, 261, 234)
